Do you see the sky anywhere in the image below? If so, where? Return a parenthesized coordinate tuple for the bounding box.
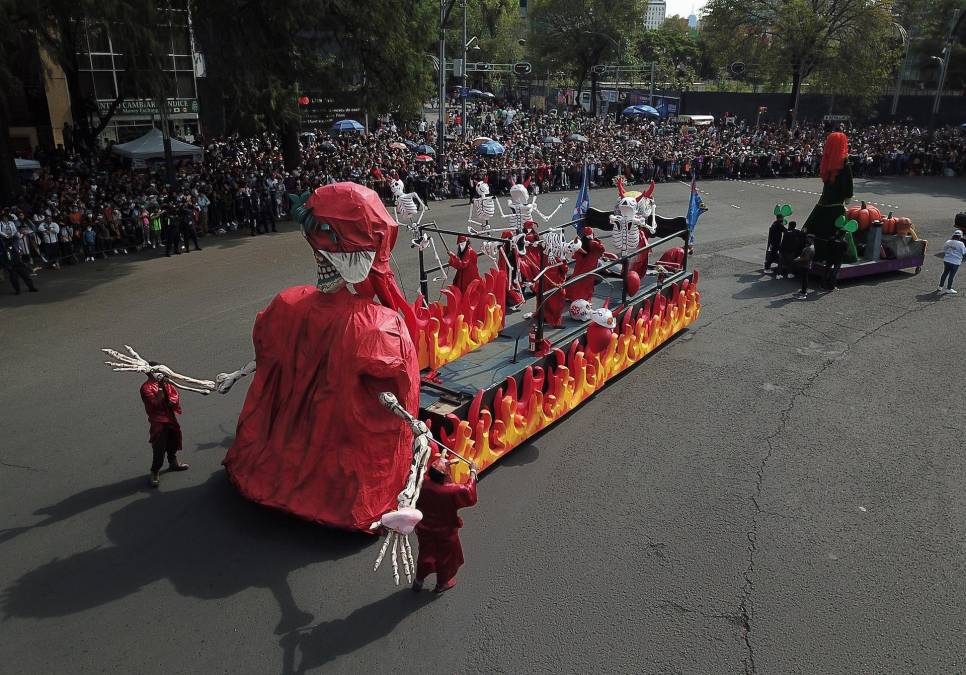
(664, 0, 707, 20)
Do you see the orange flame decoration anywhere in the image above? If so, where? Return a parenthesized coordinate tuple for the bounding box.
(411, 268, 508, 370)
(436, 273, 701, 483)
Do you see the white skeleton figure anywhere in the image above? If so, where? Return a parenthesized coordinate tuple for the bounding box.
(467, 180, 496, 233)
(390, 178, 428, 229)
(500, 179, 568, 233)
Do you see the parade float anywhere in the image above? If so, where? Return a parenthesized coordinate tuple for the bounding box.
(801, 131, 926, 280)
(103, 178, 702, 546)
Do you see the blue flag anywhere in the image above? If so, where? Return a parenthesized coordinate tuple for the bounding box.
(685, 173, 708, 244)
(572, 161, 590, 230)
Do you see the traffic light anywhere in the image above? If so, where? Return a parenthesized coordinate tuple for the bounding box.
(477, 63, 492, 71)
(513, 62, 532, 76)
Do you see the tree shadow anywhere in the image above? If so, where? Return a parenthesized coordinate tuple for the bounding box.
(278, 590, 437, 674)
(1, 471, 369, 635)
(0, 223, 296, 307)
(194, 424, 235, 451)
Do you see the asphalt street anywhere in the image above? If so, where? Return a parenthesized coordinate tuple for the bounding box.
(1, 176, 965, 674)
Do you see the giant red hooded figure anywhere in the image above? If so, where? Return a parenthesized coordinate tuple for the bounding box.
(222, 182, 420, 533)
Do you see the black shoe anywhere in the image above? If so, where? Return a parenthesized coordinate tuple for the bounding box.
(14, 289, 20, 295)
(28, 287, 38, 292)
(165, 253, 171, 257)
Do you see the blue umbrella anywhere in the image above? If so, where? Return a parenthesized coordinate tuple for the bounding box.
(467, 89, 484, 98)
(481, 91, 496, 99)
(623, 105, 660, 118)
(330, 119, 364, 133)
(415, 144, 435, 155)
(961, 122, 966, 128)
(476, 140, 505, 156)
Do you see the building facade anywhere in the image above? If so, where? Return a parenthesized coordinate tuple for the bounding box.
(75, 2, 203, 143)
(644, 0, 667, 30)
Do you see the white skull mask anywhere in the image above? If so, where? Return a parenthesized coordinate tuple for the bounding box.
(475, 181, 490, 197)
(590, 306, 616, 329)
(569, 299, 593, 321)
(390, 179, 405, 198)
(509, 183, 529, 205)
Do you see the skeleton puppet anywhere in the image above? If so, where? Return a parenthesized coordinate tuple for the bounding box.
(104, 183, 421, 533)
(611, 179, 657, 277)
(467, 178, 497, 233)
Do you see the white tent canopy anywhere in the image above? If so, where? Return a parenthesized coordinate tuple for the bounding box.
(111, 127, 203, 162)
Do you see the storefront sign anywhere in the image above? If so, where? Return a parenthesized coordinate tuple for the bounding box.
(97, 98, 200, 116)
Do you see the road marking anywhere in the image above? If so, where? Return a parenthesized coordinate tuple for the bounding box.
(725, 178, 900, 210)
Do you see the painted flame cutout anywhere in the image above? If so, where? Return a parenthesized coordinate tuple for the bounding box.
(431, 273, 701, 482)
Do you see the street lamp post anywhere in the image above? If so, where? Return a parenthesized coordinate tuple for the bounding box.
(890, 22, 909, 117)
(929, 8, 963, 129)
(438, 0, 446, 174)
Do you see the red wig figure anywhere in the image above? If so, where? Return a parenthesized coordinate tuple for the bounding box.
(803, 132, 854, 240)
(819, 132, 849, 184)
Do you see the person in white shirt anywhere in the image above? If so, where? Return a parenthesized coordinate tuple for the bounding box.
(938, 229, 965, 294)
(37, 216, 60, 268)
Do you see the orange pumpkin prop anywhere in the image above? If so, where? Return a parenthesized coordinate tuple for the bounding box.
(846, 201, 882, 231)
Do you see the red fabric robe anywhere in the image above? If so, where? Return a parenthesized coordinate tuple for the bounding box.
(498, 232, 525, 306)
(140, 380, 182, 451)
(567, 237, 605, 302)
(414, 476, 478, 583)
(223, 285, 420, 532)
(448, 245, 480, 295)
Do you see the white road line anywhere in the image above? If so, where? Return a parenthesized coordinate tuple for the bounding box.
(724, 177, 900, 210)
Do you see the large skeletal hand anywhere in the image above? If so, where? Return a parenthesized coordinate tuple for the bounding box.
(214, 359, 256, 394)
(102, 345, 216, 395)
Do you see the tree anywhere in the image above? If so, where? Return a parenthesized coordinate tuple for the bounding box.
(527, 0, 642, 114)
(0, 0, 38, 204)
(702, 0, 903, 125)
(633, 17, 702, 90)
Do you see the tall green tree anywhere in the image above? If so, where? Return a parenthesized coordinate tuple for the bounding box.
(633, 16, 703, 90)
(527, 0, 642, 113)
(702, 0, 903, 124)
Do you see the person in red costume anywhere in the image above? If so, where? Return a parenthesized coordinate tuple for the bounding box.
(629, 226, 650, 278)
(541, 260, 570, 328)
(567, 227, 605, 302)
(412, 455, 478, 594)
(219, 183, 421, 532)
(521, 220, 542, 282)
(140, 366, 190, 487)
(498, 230, 526, 306)
(448, 234, 480, 295)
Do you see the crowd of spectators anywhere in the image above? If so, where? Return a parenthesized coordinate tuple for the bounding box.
(3, 106, 964, 294)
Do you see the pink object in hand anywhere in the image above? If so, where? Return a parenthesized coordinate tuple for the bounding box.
(380, 507, 423, 534)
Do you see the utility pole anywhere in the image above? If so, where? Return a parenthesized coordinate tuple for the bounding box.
(649, 62, 655, 106)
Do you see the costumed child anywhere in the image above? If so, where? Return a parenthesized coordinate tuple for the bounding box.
(412, 454, 479, 594)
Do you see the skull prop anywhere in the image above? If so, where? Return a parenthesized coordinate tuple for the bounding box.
(475, 180, 490, 198)
(569, 299, 593, 321)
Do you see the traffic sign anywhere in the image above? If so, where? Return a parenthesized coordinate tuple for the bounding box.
(729, 61, 746, 75)
(591, 64, 607, 75)
(513, 61, 532, 76)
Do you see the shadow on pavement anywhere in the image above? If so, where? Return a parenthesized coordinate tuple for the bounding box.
(2, 471, 369, 635)
(278, 590, 436, 674)
(732, 272, 801, 300)
(0, 225, 295, 307)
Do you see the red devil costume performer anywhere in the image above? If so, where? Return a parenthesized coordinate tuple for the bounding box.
(412, 455, 478, 593)
(223, 183, 421, 532)
(568, 227, 605, 302)
(448, 235, 480, 295)
(140, 369, 189, 487)
(541, 260, 570, 328)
